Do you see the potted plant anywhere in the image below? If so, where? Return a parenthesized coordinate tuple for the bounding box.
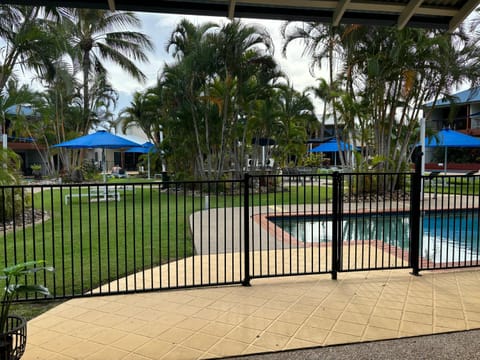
(0, 261, 54, 360)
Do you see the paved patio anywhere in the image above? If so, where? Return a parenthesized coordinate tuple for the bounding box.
(23, 267, 480, 360)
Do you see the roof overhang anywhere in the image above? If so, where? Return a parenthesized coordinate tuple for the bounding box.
(3, 0, 479, 31)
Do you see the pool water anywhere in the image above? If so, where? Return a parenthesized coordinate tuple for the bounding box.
(273, 211, 480, 263)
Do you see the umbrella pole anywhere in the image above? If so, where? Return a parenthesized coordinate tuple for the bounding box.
(148, 154, 151, 180)
(103, 148, 107, 183)
(444, 147, 447, 175)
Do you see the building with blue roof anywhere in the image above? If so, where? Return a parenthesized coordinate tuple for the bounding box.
(424, 87, 480, 137)
(423, 87, 480, 171)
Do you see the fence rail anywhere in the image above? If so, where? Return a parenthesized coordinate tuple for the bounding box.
(1, 168, 480, 301)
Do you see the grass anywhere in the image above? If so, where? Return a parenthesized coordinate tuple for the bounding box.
(423, 176, 480, 195)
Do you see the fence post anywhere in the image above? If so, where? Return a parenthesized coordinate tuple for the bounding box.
(242, 174, 251, 286)
(331, 171, 341, 280)
(410, 152, 423, 276)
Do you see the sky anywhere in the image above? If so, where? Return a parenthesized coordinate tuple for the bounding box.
(104, 12, 326, 116)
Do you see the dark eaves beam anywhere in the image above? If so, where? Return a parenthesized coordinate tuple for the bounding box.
(107, 0, 115, 11)
(228, 0, 236, 19)
(332, 0, 351, 26)
(448, 0, 480, 31)
(397, 0, 423, 29)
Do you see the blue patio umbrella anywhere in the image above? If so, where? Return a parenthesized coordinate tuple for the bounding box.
(309, 138, 355, 153)
(125, 142, 156, 179)
(422, 128, 480, 173)
(53, 130, 141, 181)
(309, 138, 356, 166)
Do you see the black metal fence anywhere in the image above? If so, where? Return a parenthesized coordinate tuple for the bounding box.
(1, 168, 480, 301)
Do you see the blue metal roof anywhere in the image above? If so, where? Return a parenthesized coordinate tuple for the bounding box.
(424, 87, 480, 108)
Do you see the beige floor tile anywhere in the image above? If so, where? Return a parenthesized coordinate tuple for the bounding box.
(267, 321, 300, 337)
(94, 313, 126, 328)
(399, 320, 433, 336)
(240, 316, 273, 331)
(39, 334, 82, 353)
(200, 321, 235, 337)
(434, 317, 467, 330)
(32, 315, 68, 329)
(230, 304, 260, 316)
(27, 329, 63, 347)
(48, 319, 90, 337)
(252, 307, 283, 320)
(294, 325, 328, 344)
(372, 306, 402, 320)
(375, 300, 405, 311)
(111, 333, 151, 352)
(284, 337, 318, 350)
(242, 344, 272, 355)
(175, 304, 203, 317)
(277, 311, 309, 325)
(403, 311, 433, 325)
(333, 321, 366, 337)
(85, 346, 129, 360)
(293, 303, 318, 314)
(226, 326, 261, 343)
(23, 347, 73, 360)
(254, 331, 291, 350)
(73, 310, 105, 323)
(363, 325, 398, 340)
(304, 316, 336, 331)
(208, 300, 236, 312)
(61, 340, 105, 359)
(216, 312, 249, 326)
(176, 317, 210, 332)
(187, 296, 216, 308)
(134, 339, 176, 359)
(182, 332, 220, 351)
(407, 296, 433, 306)
(122, 353, 151, 360)
(156, 327, 195, 344)
(52, 305, 90, 319)
(135, 322, 170, 338)
(404, 303, 433, 315)
(340, 311, 370, 325)
(324, 331, 361, 346)
(113, 318, 149, 333)
(467, 320, 480, 329)
(368, 316, 400, 331)
(162, 345, 204, 360)
(208, 338, 249, 357)
(321, 301, 349, 311)
(313, 307, 343, 320)
(435, 307, 464, 319)
(346, 303, 375, 315)
(264, 300, 294, 310)
(194, 308, 223, 321)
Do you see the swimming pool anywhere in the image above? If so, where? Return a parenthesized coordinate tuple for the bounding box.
(272, 210, 480, 264)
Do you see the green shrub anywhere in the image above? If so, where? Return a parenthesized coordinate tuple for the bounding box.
(0, 149, 29, 222)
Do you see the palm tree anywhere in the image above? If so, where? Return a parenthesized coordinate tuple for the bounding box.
(63, 8, 154, 134)
(273, 84, 317, 167)
(0, 5, 65, 93)
(119, 89, 161, 144)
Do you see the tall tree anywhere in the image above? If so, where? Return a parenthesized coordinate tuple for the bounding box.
(64, 8, 153, 134)
(0, 5, 65, 93)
